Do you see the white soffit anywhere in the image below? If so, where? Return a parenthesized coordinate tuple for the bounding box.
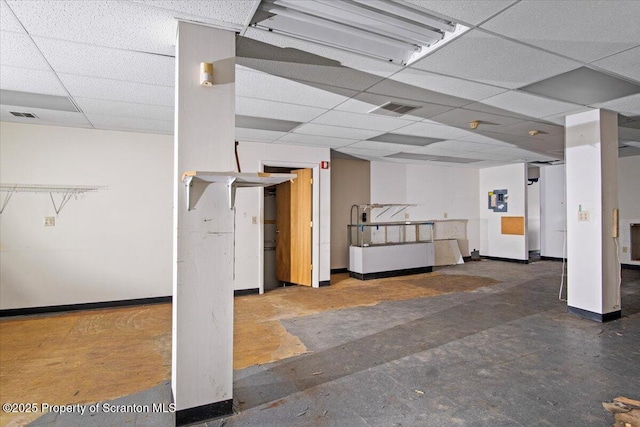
(411, 30, 580, 89)
(236, 68, 349, 109)
(389, 68, 507, 102)
(592, 46, 640, 83)
(312, 110, 416, 132)
(236, 96, 326, 122)
(242, 27, 402, 79)
(33, 38, 175, 87)
(276, 133, 357, 148)
(402, 0, 516, 26)
(593, 94, 640, 116)
(0, 31, 49, 70)
(0, 66, 66, 96)
(74, 97, 174, 122)
(85, 113, 173, 134)
(480, 0, 640, 63)
(293, 123, 383, 140)
(392, 121, 476, 140)
(476, 91, 582, 119)
(58, 74, 174, 106)
(7, 0, 179, 56)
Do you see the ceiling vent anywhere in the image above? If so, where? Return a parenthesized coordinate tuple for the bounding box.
(10, 111, 38, 118)
(369, 101, 420, 117)
(251, 0, 469, 65)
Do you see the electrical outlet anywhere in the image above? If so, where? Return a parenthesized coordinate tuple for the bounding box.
(404, 213, 410, 220)
(578, 211, 590, 222)
(443, 212, 448, 219)
(622, 246, 628, 253)
(251, 216, 257, 224)
(44, 217, 55, 227)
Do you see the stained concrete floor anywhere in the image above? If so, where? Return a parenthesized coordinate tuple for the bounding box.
(26, 260, 640, 426)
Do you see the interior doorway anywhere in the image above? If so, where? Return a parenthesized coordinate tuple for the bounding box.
(263, 166, 313, 291)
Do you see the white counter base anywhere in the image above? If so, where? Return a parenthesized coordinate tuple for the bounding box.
(349, 243, 435, 280)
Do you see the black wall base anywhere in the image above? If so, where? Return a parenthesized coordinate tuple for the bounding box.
(175, 399, 233, 426)
(234, 288, 259, 296)
(330, 268, 348, 274)
(349, 266, 433, 281)
(319, 280, 330, 287)
(540, 256, 564, 262)
(0, 296, 172, 318)
(481, 255, 529, 264)
(568, 306, 622, 323)
(622, 263, 640, 270)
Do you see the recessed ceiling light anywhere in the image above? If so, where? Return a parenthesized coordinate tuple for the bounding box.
(251, 0, 469, 65)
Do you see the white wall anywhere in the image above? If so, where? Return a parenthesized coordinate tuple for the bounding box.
(234, 141, 331, 290)
(369, 161, 480, 251)
(479, 163, 528, 260)
(527, 177, 541, 252)
(0, 122, 173, 310)
(540, 164, 566, 258)
(618, 156, 640, 266)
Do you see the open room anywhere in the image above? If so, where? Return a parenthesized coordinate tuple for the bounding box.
(1, 1, 640, 426)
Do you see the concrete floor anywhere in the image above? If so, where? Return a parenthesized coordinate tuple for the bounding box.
(27, 260, 640, 426)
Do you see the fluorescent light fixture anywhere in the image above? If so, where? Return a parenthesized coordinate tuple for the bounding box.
(251, 0, 469, 66)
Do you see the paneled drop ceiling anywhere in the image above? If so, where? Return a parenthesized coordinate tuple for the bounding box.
(1, 0, 639, 167)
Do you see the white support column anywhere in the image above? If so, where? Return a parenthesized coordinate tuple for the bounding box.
(172, 22, 236, 424)
(566, 109, 620, 322)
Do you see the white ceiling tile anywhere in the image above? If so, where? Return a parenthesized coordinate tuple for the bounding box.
(392, 68, 507, 103)
(236, 96, 326, 122)
(1, 1, 25, 33)
(0, 104, 90, 126)
(459, 133, 516, 147)
(592, 94, 640, 116)
(85, 113, 172, 134)
(132, 0, 255, 27)
(348, 141, 429, 152)
(33, 37, 175, 87)
(235, 128, 287, 143)
(74, 97, 174, 122)
(481, 1, 640, 63)
(411, 30, 580, 89)
(404, 144, 460, 156)
(276, 133, 356, 148)
(429, 107, 524, 130)
(311, 110, 415, 132)
(592, 47, 640, 83)
(0, 66, 66, 96)
(293, 123, 382, 140)
(393, 121, 476, 140)
(366, 78, 468, 108)
(338, 147, 401, 157)
(476, 91, 582, 119)
(7, 0, 179, 56)
(240, 28, 402, 79)
(403, 0, 516, 25)
(0, 31, 49, 70)
(58, 74, 174, 106)
(236, 68, 349, 109)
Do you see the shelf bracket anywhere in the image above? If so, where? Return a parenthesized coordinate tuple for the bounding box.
(0, 186, 16, 214)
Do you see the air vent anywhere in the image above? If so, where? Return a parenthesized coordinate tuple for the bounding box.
(369, 102, 420, 117)
(10, 111, 38, 118)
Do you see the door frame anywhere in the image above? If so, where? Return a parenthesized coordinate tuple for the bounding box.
(259, 161, 320, 292)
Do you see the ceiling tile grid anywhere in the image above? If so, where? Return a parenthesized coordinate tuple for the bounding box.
(235, 128, 287, 143)
(402, 0, 517, 26)
(131, 0, 256, 27)
(393, 121, 477, 140)
(236, 67, 349, 109)
(0, 66, 66, 96)
(58, 74, 174, 106)
(236, 96, 327, 122)
(33, 37, 175, 87)
(473, 90, 583, 119)
(0, 0, 24, 33)
(332, 98, 423, 121)
(275, 133, 357, 148)
(592, 46, 640, 83)
(85, 113, 173, 134)
(347, 140, 432, 153)
(480, 0, 640, 63)
(73, 97, 174, 122)
(292, 123, 383, 140)
(593, 94, 640, 116)
(410, 29, 581, 89)
(0, 31, 50, 70)
(311, 110, 425, 132)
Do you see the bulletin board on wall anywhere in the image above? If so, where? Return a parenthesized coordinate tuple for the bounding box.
(501, 216, 525, 235)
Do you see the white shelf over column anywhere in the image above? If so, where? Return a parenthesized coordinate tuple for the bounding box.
(181, 171, 296, 210)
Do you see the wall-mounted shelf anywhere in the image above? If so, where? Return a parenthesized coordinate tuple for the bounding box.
(0, 183, 106, 214)
(181, 171, 295, 211)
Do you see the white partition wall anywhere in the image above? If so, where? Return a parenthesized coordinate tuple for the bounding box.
(172, 22, 236, 424)
(565, 109, 620, 322)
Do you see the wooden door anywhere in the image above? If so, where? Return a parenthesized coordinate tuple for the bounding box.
(275, 168, 313, 286)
